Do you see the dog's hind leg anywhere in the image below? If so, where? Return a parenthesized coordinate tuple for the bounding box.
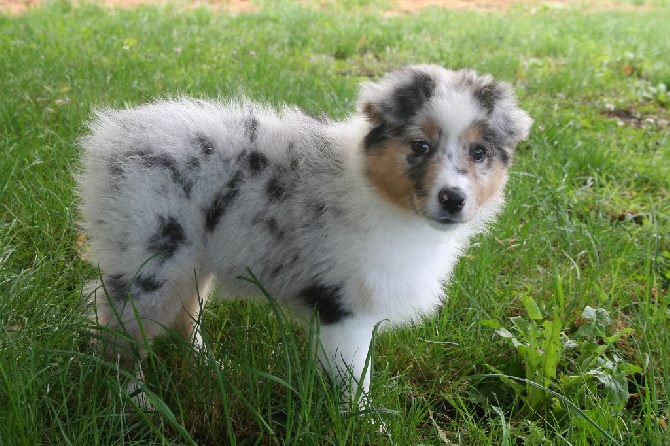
(90, 269, 210, 407)
(91, 277, 173, 363)
(90, 267, 205, 360)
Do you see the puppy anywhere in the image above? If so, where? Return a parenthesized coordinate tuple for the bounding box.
(77, 65, 531, 402)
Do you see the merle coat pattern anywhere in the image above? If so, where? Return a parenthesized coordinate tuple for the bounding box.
(78, 65, 532, 401)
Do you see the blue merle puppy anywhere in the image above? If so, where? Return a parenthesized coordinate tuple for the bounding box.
(77, 65, 532, 402)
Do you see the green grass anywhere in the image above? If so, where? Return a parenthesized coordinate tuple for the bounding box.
(1, 0, 669, 443)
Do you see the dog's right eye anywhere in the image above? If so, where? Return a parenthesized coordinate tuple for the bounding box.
(470, 144, 488, 162)
(411, 140, 431, 156)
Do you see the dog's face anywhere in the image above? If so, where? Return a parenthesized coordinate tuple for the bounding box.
(359, 65, 532, 228)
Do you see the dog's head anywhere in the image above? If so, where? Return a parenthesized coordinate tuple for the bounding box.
(358, 65, 532, 229)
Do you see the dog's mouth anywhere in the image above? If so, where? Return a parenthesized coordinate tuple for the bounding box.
(413, 203, 467, 229)
(432, 216, 460, 224)
(411, 194, 470, 229)
(426, 214, 466, 229)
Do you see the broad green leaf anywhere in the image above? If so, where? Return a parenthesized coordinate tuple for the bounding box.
(495, 327, 515, 338)
(593, 369, 629, 409)
(541, 314, 563, 382)
(604, 328, 634, 344)
(481, 319, 502, 329)
(582, 306, 611, 328)
(522, 295, 544, 320)
(510, 316, 531, 336)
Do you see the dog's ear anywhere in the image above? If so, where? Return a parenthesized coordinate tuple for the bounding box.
(358, 68, 436, 125)
(491, 83, 532, 147)
(472, 76, 532, 147)
(502, 103, 533, 146)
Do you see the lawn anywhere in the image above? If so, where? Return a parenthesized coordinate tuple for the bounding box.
(0, 0, 668, 444)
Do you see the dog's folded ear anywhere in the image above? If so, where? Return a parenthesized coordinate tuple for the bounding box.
(357, 67, 436, 126)
(484, 81, 533, 146)
(451, 69, 532, 148)
(499, 102, 533, 147)
(478, 79, 533, 147)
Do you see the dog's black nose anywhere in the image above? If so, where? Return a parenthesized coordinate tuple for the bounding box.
(438, 187, 465, 214)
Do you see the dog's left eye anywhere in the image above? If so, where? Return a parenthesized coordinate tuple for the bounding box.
(411, 140, 432, 156)
(470, 145, 488, 162)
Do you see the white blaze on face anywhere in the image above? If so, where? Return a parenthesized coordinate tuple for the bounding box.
(420, 90, 489, 223)
(428, 85, 487, 138)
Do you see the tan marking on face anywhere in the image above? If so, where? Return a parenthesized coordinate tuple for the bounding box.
(459, 122, 509, 206)
(461, 123, 485, 147)
(421, 118, 441, 145)
(475, 162, 508, 206)
(364, 141, 414, 211)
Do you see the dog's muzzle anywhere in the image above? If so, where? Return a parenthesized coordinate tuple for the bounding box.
(431, 187, 466, 225)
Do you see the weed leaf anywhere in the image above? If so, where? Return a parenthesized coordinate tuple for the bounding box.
(522, 295, 544, 320)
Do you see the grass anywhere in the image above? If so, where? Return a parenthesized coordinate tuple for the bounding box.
(1, 0, 669, 443)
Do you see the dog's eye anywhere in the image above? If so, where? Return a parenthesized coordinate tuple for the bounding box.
(411, 140, 431, 156)
(470, 145, 487, 162)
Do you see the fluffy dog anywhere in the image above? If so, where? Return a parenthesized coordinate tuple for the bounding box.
(77, 65, 532, 401)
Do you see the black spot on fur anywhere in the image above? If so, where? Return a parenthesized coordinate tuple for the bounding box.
(180, 159, 199, 196)
(270, 264, 283, 278)
(128, 150, 195, 198)
(141, 152, 180, 177)
(314, 202, 327, 216)
(148, 216, 186, 259)
(187, 156, 200, 170)
(247, 151, 268, 173)
(104, 272, 163, 300)
(265, 217, 285, 240)
(227, 169, 244, 190)
(265, 175, 288, 201)
(145, 153, 193, 196)
(363, 122, 393, 153)
(287, 142, 301, 170)
(473, 80, 506, 115)
(383, 70, 435, 123)
(244, 116, 259, 143)
(298, 283, 351, 325)
(136, 275, 164, 293)
(182, 181, 195, 197)
(109, 159, 124, 177)
(363, 71, 435, 153)
(195, 135, 216, 156)
(105, 274, 130, 300)
(290, 157, 300, 170)
(204, 171, 243, 231)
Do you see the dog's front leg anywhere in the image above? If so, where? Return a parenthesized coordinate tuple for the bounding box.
(314, 316, 377, 405)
